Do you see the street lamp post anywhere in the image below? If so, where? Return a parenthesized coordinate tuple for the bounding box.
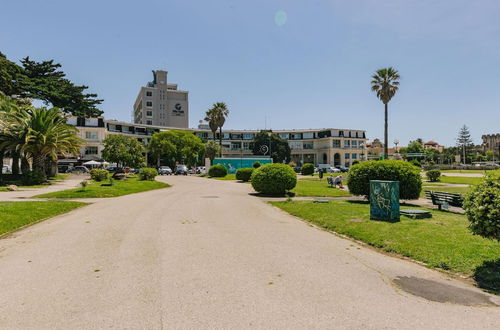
(267, 131, 273, 163)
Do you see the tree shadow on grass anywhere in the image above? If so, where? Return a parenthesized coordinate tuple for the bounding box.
(473, 258, 500, 294)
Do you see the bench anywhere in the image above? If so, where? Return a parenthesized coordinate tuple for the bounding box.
(424, 190, 463, 210)
(327, 176, 334, 187)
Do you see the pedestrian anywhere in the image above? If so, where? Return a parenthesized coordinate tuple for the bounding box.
(333, 175, 343, 189)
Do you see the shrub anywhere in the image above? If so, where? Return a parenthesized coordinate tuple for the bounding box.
(138, 167, 158, 181)
(409, 159, 421, 167)
(347, 160, 422, 200)
(253, 161, 261, 168)
(80, 180, 88, 189)
(251, 163, 297, 195)
(463, 173, 500, 241)
(288, 161, 296, 168)
(426, 169, 441, 182)
(352, 160, 360, 165)
(22, 169, 46, 185)
(208, 164, 227, 177)
(301, 163, 314, 175)
(90, 169, 108, 182)
(236, 167, 253, 182)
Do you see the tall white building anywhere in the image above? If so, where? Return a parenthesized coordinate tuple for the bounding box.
(133, 70, 189, 128)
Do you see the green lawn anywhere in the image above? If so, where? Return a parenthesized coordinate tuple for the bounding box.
(439, 176, 484, 185)
(271, 200, 500, 292)
(440, 169, 492, 174)
(0, 201, 87, 236)
(212, 174, 237, 180)
(293, 179, 351, 197)
(35, 178, 170, 198)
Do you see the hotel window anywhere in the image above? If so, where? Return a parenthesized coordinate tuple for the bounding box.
(289, 141, 302, 150)
(303, 142, 313, 150)
(85, 131, 98, 140)
(279, 133, 289, 139)
(345, 153, 350, 159)
(146, 111, 153, 117)
(344, 140, 350, 148)
(302, 132, 314, 139)
(231, 133, 243, 140)
(243, 142, 250, 150)
(339, 131, 344, 137)
(332, 139, 341, 148)
(243, 133, 254, 140)
(351, 140, 358, 148)
(290, 133, 302, 140)
(85, 146, 98, 155)
(223, 133, 230, 139)
(355, 132, 359, 138)
(146, 101, 153, 107)
(352, 153, 357, 159)
(146, 120, 152, 125)
(146, 91, 153, 97)
(230, 142, 241, 150)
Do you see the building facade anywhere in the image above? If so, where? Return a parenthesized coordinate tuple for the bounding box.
(482, 134, 500, 153)
(133, 70, 189, 128)
(67, 117, 367, 168)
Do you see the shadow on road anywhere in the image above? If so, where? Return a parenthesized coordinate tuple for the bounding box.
(473, 258, 500, 295)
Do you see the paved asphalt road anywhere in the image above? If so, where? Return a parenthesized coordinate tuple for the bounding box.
(0, 176, 498, 329)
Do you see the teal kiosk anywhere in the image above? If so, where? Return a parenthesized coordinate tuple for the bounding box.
(212, 158, 272, 174)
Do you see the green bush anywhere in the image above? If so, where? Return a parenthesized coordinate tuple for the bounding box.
(253, 161, 261, 168)
(347, 160, 422, 200)
(22, 169, 46, 185)
(138, 167, 158, 181)
(301, 163, 314, 175)
(251, 163, 297, 195)
(352, 160, 360, 165)
(426, 169, 441, 182)
(463, 173, 500, 241)
(236, 167, 253, 182)
(90, 169, 108, 182)
(409, 159, 421, 167)
(208, 164, 227, 177)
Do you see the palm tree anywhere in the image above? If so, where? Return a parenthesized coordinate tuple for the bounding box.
(371, 67, 400, 159)
(205, 102, 229, 157)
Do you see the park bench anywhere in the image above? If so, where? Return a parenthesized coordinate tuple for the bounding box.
(327, 176, 334, 187)
(424, 190, 463, 210)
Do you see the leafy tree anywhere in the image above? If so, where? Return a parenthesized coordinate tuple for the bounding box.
(250, 130, 291, 163)
(102, 135, 146, 168)
(456, 125, 473, 164)
(204, 140, 221, 161)
(148, 130, 204, 168)
(406, 140, 424, 154)
(0, 53, 103, 117)
(371, 67, 400, 159)
(204, 102, 229, 156)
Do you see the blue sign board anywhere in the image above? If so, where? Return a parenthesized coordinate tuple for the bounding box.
(370, 180, 400, 221)
(212, 158, 272, 174)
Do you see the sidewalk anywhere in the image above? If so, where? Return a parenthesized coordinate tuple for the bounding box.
(0, 175, 85, 202)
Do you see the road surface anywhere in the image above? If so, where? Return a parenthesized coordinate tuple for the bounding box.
(0, 176, 498, 329)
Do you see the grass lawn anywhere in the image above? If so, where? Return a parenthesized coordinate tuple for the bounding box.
(271, 200, 500, 292)
(212, 174, 237, 180)
(35, 178, 170, 198)
(420, 184, 471, 197)
(440, 169, 492, 174)
(0, 201, 87, 236)
(293, 179, 351, 197)
(439, 176, 484, 185)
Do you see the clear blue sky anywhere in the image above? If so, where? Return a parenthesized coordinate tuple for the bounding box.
(1, 0, 499, 146)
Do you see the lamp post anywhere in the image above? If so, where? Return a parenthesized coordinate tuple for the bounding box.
(267, 131, 273, 163)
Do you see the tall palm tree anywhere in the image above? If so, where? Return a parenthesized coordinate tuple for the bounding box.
(205, 102, 229, 157)
(371, 67, 400, 159)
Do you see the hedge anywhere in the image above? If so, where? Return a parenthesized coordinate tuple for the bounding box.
(139, 167, 158, 181)
(347, 160, 422, 200)
(426, 169, 441, 182)
(236, 168, 253, 182)
(251, 163, 297, 195)
(301, 163, 314, 175)
(90, 169, 109, 182)
(208, 164, 227, 177)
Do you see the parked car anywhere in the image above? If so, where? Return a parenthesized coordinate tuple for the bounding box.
(158, 166, 173, 175)
(338, 166, 349, 173)
(175, 165, 188, 175)
(196, 166, 207, 174)
(328, 167, 341, 173)
(293, 166, 301, 173)
(66, 166, 89, 174)
(107, 166, 118, 173)
(2, 165, 11, 173)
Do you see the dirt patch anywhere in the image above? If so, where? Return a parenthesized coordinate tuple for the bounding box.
(393, 276, 497, 306)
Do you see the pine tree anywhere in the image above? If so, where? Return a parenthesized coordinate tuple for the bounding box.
(456, 125, 473, 164)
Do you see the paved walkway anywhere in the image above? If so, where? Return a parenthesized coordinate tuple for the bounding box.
(0, 175, 85, 201)
(0, 176, 498, 329)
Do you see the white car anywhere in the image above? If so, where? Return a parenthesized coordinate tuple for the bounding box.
(328, 167, 341, 173)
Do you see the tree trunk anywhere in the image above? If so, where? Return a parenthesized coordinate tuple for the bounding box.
(11, 152, 20, 175)
(213, 131, 216, 142)
(218, 127, 222, 157)
(384, 103, 389, 159)
(0, 152, 4, 183)
(21, 156, 30, 174)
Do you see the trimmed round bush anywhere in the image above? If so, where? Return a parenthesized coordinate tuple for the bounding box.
(253, 161, 261, 168)
(426, 169, 441, 182)
(463, 173, 499, 241)
(251, 163, 297, 195)
(139, 167, 158, 181)
(347, 160, 422, 200)
(236, 167, 253, 182)
(90, 169, 108, 182)
(208, 164, 227, 177)
(301, 163, 314, 175)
